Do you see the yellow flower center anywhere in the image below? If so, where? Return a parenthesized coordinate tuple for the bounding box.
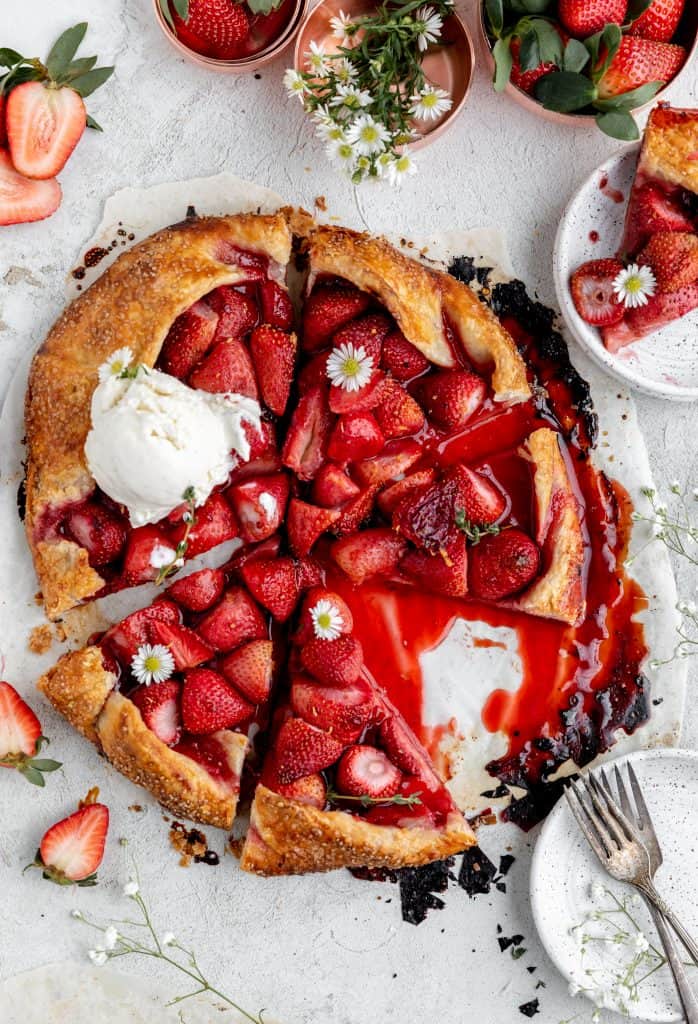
(316, 612, 332, 630)
(361, 125, 379, 143)
(625, 275, 643, 294)
(144, 655, 160, 674)
(342, 356, 360, 377)
(422, 92, 437, 108)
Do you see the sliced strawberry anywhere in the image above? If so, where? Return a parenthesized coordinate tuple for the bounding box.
(122, 526, 177, 585)
(241, 556, 317, 621)
(7, 82, 85, 179)
(35, 801, 109, 884)
(570, 258, 625, 326)
(159, 301, 218, 379)
(336, 744, 402, 799)
(401, 534, 468, 598)
(229, 419, 280, 483)
(297, 350, 331, 394)
(379, 714, 439, 785)
(281, 386, 333, 481)
(602, 281, 698, 351)
(275, 718, 346, 783)
(173, 732, 238, 785)
(259, 280, 294, 329)
(381, 329, 429, 380)
(65, 502, 127, 567)
(0, 681, 59, 786)
(296, 587, 354, 644)
(103, 600, 181, 663)
(149, 620, 213, 670)
(287, 498, 341, 556)
(374, 378, 425, 439)
(331, 527, 406, 584)
(197, 586, 267, 652)
(330, 312, 392, 362)
(419, 369, 486, 431)
(219, 639, 274, 704)
(249, 324, 296, 416)
(0, 149, 61, 225)
(354, 438, 423, 488)
(300, 635, 364, 686)
(629, 0, 685, 42)
(296, 558, 323, 589)
(468, 528, 541, 601)
(170, 492, 239, 558)
(0, 95, 6, 147)
(638, 231, 698, 293)
(291, 676, 374, 744)
(328, 370, 387, 414)
(332, 486, 377, 536)
(364, 779, 436, 829)
(276, 771, 327, 808)
(182, 667, 253, 734)
(227, 473, 290, 543)
(377, 468, 436, 518)
(206, 286, 258, 341)
(624, 184, 695, 255)
(225, 534, 281, 576)
(392, 466, 471, 552)
(453, 466, 506, 525)
(188, 337, 258, 398)
(166, 567, 225, 612)
(171, 0, 250, 59)
(131, 679, 182, 745)
(327, 411, 385, 462)
(597, 37, 686, 101)
(312, 462, 361, 507)
(302, 282, 372, 351)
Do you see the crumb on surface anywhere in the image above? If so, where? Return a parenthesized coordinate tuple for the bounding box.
(314, 195, 327, 212)
(129, 804, 144, 812)
(28, 623, 54, 654)
(169, 820, 218, 867)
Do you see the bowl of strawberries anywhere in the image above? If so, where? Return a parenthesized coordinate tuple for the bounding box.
(479, 0, 698, 140)
(154, 0, 308, 71)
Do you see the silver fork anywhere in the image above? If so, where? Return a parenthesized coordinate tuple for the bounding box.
(566, 771, 698, 1024)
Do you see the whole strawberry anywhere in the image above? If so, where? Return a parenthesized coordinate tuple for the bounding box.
(629, 0, 686, 42)
(559, 0, 627, 38)
(597, 37, 686, 99)
(468, 529, 541, 602)
(509, 37, 560, 95)
(169, 0, 251, 59)
(570, 258, 625, 326)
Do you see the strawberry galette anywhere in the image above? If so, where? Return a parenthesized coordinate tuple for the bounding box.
(32, 208, 594, 874)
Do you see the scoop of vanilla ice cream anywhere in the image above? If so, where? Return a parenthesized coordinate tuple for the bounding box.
(84, 366, 261, 527)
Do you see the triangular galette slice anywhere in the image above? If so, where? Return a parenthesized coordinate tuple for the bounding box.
(240, 588, 475, 875)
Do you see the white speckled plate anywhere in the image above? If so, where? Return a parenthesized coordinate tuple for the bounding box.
(553, 149, 698, 403)
(531, 749, 698, 1022)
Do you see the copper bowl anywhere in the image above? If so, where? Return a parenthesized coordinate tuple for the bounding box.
(294, 0, 474, 149)
(153, 0, 309, 73)
(477, 0, 698, 128)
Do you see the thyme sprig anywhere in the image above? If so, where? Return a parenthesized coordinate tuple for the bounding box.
(326, 787, 423, 808)
(155, 486, 197, 585)
(455, 509, 502, 545)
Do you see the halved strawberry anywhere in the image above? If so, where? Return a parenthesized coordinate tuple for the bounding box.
(454, 466, 506, 525)
(206, 285, 258, 341)
(419, 369, 486, 431)
(296, 587, 354, 644)
(166, 567, 225, 612)
(275, 718, 346, 783)
(638, 231, 698, 293)
(170, 492, 239, 558)
(173, 733, 238, 785)
(229, 419, 281, 483)
(0, 95, 6, 147)
(287, 498, 341, 556)
(297, 350, 331, 394)
(300, 635, 364, 686)
(570, 258, 625, 326)
(365, 777, 436, 829)
(392, 467, 467, 552)
(249, 324, 296, 416)
(291, 676, 374, 744)
(602, 281, 698, 351)
(226, 534, 281, 576)
(381, 329, 429, 380)
(281, 386, 333, 480)
(182, 668, 253, 734)
(122, 526, 177, 585)
(302, 283, 372, 350)
(401, 534, 468, 598)
(197, 586, 267, 652)
(379, 714, 439, 785)
(330, 312, 392, 362)
(624, 184, 695, 255)
(0, 149, 61, 225)
(332, 486, 377, 536)
(227, 473, 290, 543)
(159, 301, 218, 379)
(65, 502, 127, 567)
(354, 438, 423, 488)
(259, 280, 294, 329)
(327, 412, 385, 462)
(331, 527, 406, 584)
(219, 639, 274, 704)
(32, 797, 109, 885)
(102, 600, 181, 662)
(597, 36, 686, 101)
(468, 528, 541, 601)
(241, 556, 319, 621)
(312, 462, 361, 507)
(336, 744, 402, 799)
(131, 679, 182, 745)
(377, 468, 436, 518)
(149, 620, 213, 670)
(171, 0, 250, 59)
(0, 681, 60, 786)
(328, 370, 387, 414)
(7, 82, 85, 179)
(188, 338, 258, 398)
(374, 379, 425, 438)
(276, 771, 327, 808)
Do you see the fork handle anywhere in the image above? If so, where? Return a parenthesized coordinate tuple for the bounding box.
(638, 879, 698, 967)
(641, 896, 698, 1023)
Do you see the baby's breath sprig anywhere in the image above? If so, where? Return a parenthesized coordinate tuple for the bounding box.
(155, 486, 197, 585)
(285, 0, 455, 186)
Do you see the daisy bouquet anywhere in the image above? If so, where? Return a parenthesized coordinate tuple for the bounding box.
(285, 0, 455, 185)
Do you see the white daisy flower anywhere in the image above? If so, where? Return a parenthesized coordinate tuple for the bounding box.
(123, 879, 139, 897)
(326, 342, 374, 391)
(329, 83, 372, 111)
(329, 9, 355, 45)
(131, 644, 175, 686)
(283, 68, 307, 101)
(103, 926, 119, 950)
(413, 5, 443, 52)
(98, 347, 134, 383)
(410, 84, 452, 121)
(334, 57, 358, 84)
(385, 151, 418, 187)
(346, 114, 390, 155)
(310, 599, 344, 640)
(612, 263, 656, 309)
(88, 948, 108, 967)
(326, 137, 357, 170)
(316, 117, 345, 143)
(305, 40, 330, 75)
(162, 931, 176, 946)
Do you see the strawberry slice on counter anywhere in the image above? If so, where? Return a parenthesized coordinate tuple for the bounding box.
(259, 280, 294, 330)
(302, 283, 372, 350)
(373, 378, 425, 438)
(166, 567, 225, 612)
(418, 369, 486, 431)
(401, 534, 469, 598)
(189, 337, 258, 398)
(274, 718, 346, 784)
(159, 301, 219, 379)
(249, 324, 296, 416)
(149, 620, 213, 670)
(170, 491, 239, 558)
(65, 501, 127, 567)
(597, 37, 686, 100)
(287, 498, 341, 556)
(197, 586, 267, 652)
(29, 792, 109, 886)
(281, 386, 333, 480)
(182, 668, 253, 733)
(312, 462, 361, 507)
(380, 329, 430, 381)
(327, 411, 385, 462)
(300, 635, 364, 687)
(331, 527, 406, 585)
(171, 0, 251, 59)
(0, 149, 61, 226)
(131, 679, 182, 746)
(6, 81, 86, 179)
(330, 312, 392, 363)
(570, 258, 625, 326)
(241, 556, 321, 621)
(291, 677, 374, 744)
(220, 639, 274, 704)
(629, 0, 686, 42)
(335, 744, 402, 799)
(227, 472, 290, 543)
(0, 681, 61, 786)
(638, 232, 698, 293)
(468, 528, 541, 601)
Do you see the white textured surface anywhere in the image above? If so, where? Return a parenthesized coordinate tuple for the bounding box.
(0, 3, 696, 1023)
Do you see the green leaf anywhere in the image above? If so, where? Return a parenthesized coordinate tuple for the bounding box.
(563, 38, 589, 74)
(70, 65, 114, 98)
(518, 29, 540, 73)
(626, 0, 653, 21)
(0, 48, 24, 68)
(159, 0, 175, 29)
(595, 110, 640, 140)
(61, 55, 98, 82)
(247, 0, 284, 13)
(510, 0, 552, 12)
(492, 36, 513, 92)
(86, 113, 103, 131)
(533, 19, 563, 65)
(595, 80, 663, 111)
(30, 759, 62, 772)
(485, 0, 504, 37)
(18, 765, 46, 787)
(1, 64, 43, 93)
(46, 23, 88, 81)
(173, 0, 189, 17)
(587, 22, 621, 84)
(535, 70, 596, 112)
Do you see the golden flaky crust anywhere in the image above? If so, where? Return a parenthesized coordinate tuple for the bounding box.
(307, 225, 531, 403)
(240, 785, 475, 876)
(25, 212, 293, 620)
(638, 107, 698, 194)
(97, 695, 247, 830)
(512, 427, 586, 626)
(37, 646, 116, 745)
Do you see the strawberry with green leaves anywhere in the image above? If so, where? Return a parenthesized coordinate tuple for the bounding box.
(160, 0, 288, 60)
(0, 681, 62, 786)
(26, 789, 109, 886)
